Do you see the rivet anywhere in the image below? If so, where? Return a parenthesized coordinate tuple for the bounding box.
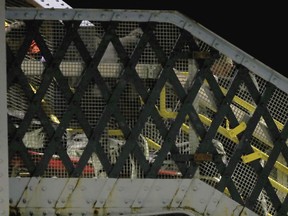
(181, 186, 186, 191)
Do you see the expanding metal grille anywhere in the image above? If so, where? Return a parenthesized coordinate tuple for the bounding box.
(5, 8, 288, 215)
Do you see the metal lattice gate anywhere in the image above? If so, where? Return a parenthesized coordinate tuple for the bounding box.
(3, 6, 288, 216)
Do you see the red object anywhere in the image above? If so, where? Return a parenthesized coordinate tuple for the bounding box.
(11, 150, 181, 177)
(28, 150, 95, 174)
(28, 40, 40, 54)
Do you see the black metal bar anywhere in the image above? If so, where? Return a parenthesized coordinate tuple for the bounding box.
(246, 83, 286, 211)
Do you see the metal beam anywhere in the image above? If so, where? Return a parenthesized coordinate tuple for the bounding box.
(0, 0, 9, 215)
(5, 7, 288, 94)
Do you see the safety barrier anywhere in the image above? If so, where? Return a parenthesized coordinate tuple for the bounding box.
(3, 7, 288, 216)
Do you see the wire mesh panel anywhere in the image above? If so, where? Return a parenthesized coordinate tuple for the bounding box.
(5, 7, 288, 216)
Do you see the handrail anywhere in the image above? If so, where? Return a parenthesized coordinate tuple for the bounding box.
(157, 83, 288, 194)
(28, 73, 288, 194)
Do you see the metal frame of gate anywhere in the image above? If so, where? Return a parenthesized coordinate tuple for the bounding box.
(2, 4, 288, 216)
(0, 1, 9, 215)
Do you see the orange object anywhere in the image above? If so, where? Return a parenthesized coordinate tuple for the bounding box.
(29, 40, 40, 54)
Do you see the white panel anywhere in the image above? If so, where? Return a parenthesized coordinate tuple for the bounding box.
(55, 178, 79, 208)
(106, 179, 146, 208)
(94, 178, 117, 207)
(17, 177, 41, 208)
(11, 178, 258, 215)
(141, 179, 182, 208)
(63, 178, 106, 208)
(27, 0, 72, 9)
(131, 179, 155, 208)
(20, 208, 56, 216)
(9, 177, 30, 207)
(181, 179, 215, 214)
(170, 179, 193, 207)
(212, 196, 257, 216)
(20, 178, 67, 208)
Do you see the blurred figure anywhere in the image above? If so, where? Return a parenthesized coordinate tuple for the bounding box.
(185, 56, 233, 178)
(210, 56, 233, 79)
(94, 27, 143, 63)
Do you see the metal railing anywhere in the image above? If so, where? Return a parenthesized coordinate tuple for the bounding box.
(4, 7, 288, 216)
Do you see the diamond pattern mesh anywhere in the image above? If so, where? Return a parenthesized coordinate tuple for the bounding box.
(5, 14, 288, 215)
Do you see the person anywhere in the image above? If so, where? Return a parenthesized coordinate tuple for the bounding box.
(6, 21, 43, 60)
(184, 55, 234, 179)
(210, 55, 234, 79)
(94, 27, 143, 63)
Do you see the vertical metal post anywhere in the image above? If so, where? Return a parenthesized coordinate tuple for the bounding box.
(0, 1, 9, 215)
